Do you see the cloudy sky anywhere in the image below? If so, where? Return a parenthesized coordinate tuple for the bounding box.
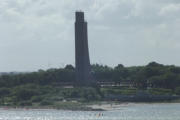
(0, 0, 180, 72)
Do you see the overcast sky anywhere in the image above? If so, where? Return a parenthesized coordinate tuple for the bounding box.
(0, 0, 180, 72)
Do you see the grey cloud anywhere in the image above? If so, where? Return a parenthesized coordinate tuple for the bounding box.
(0, 0, 180, 72)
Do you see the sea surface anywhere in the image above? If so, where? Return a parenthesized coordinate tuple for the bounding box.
(0, 103, 180, 120)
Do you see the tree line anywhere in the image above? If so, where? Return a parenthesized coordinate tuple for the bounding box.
(0, 62, 180, 90)
(0, 61, 180, 106)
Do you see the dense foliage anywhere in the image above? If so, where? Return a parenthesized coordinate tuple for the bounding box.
(92, 62, 180, 90)
(0, 62, 180, 106)
(1, 62, 180, 89)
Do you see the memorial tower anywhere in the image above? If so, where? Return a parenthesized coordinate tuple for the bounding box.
(75, 11, 92, 86)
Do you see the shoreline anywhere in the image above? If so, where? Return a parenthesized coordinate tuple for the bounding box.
(1, 101, 180, 111)
(88, 101, 180, 111)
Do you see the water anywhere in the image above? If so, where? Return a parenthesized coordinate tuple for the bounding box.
(0, 103, 180, 120)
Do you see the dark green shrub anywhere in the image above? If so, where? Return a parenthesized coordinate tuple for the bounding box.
(31, 96, 43, 102)
(148, 88, 173, 95)
(82, 88, 101, 101)
(0, 88, 10, 97)
(175, 87, 180, 95)
(15, 88, 38, 100)
(40, 100, 53, 105)
(18, 101, 32, 106)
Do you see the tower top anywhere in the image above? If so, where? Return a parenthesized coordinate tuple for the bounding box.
(75, 11, 84, 22)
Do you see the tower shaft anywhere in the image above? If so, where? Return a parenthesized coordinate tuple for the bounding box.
(75, 12, 91, 86)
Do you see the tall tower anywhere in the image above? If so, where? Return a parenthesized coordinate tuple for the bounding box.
(75, 11, 91, 86)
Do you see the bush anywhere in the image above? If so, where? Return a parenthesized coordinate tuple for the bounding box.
(31, 96, 43, 102)
(18, 101, 32, 106)
(81, 88, 101, 101)
(148, 88, 173, 95)
(40, 100, 53, 105)
(14, 88, 38, 100)
(100, 87, 137, 95)
(0, 88, 10, 97)
(175, 87, 180, 95)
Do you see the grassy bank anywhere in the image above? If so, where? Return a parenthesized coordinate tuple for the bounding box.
(0, 84, 179, 110)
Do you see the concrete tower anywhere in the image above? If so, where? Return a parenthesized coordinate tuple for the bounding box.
(75, 11, 92, 86)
